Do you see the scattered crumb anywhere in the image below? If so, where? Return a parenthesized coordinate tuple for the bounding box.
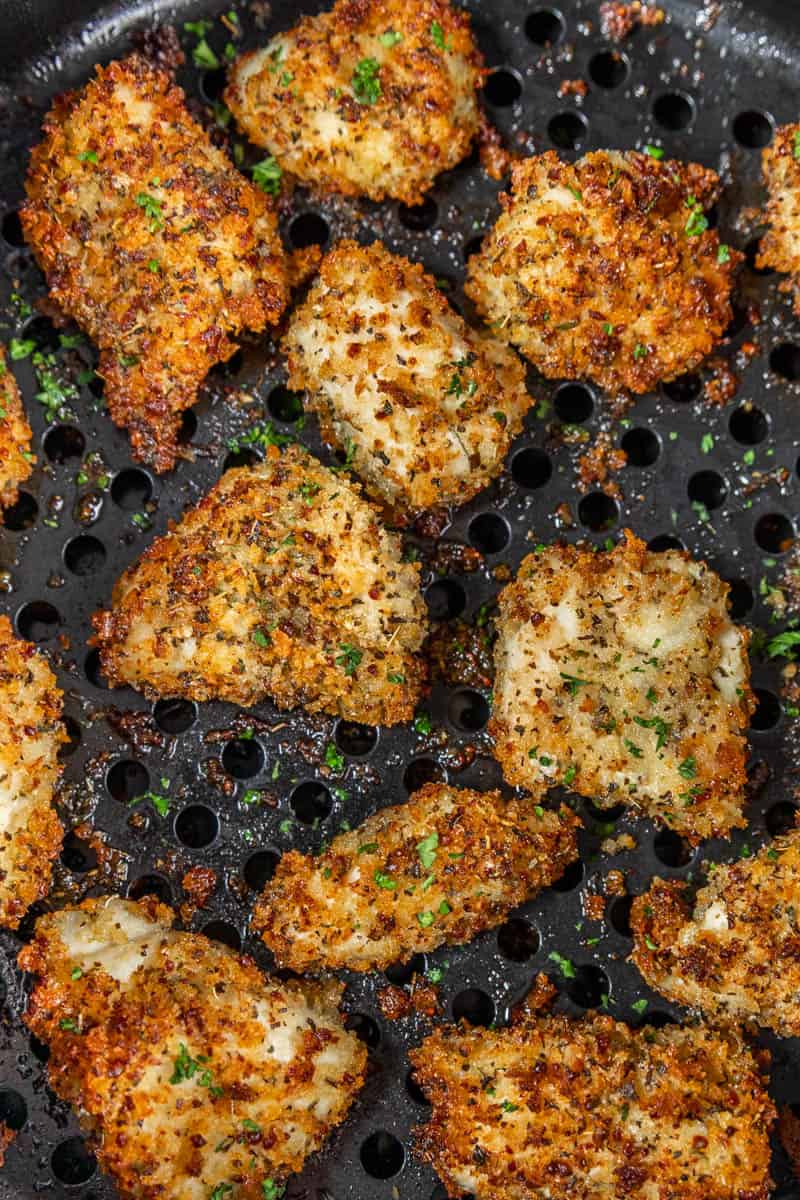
(601, 832, 637, 855)
(130, 24, 184, 73)
(378, 979, 441, 1021)
(600, 1, 665, 41)
(703, 357, 739, 406)
(478, 110, 512, 179)
(425, 619, 494, 689)
(584, 893, 606, 921)
(0, 1123, 15, 1168)
(431, 543, 483, 576)
(604, 869, 627, 897)
(577, 431, 627, 498)
(558, 78, 589, 99)
(509, 972, 558, 1024)
(181, 866, 217, 920)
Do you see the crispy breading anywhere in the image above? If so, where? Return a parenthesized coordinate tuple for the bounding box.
(254, 782, 580, 972)
(410, 1012, 774, 1200)
(225, 0, 484, 204)
(19, 896, 366, 1200)
(465, 150, 739, 393)
(631, 830, 800, 1036)
(0, 349, 33, 509)
(21, 54, 289, 473)
(283, 240, 531, 520)
(0, 614, 63, 929)
(91, 445, 426, 724)
(757, 123, 800, 314)
(490, 531, 753, 843)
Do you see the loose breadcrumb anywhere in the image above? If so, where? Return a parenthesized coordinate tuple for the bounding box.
(225, 0, 484, 204)
(0, 614, 63, 929)
(631, 830, 800, 1037)
(465, 150, 739, 394)
(411, 1012, 774, 1200)
(91, 445, 427, 725)
(283, 240, 531, 519)
(21, 54, 289, 473)
(255, 782, 580, 972)
(0, 348, 33, 509)
(490, 531, 753, 842)
(757, 123, 800, 314)
(19, 896, 366, 1200)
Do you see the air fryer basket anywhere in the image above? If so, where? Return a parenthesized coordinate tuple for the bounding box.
(0, 0, 799, 1196)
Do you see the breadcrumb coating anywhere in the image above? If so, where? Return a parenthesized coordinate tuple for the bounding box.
(283, 240, 531, 519)
(490, 531, 753, 843)
(0, 349, 33, 509)
(21, 54, 289, 473)
(91, 445, 426, 724)
(19, 896, 366, 1200)
(631, 829, 800, 1037)
(465, 150, 739, 393)
(255, 782, 580, 972)
(0, 614, 63, 929)
(757, 123, 800, 314)
(225, 0, 484, 204)
(411, 1012, 774, 1200)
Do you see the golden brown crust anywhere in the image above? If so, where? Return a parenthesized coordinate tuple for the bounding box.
(631, 830, 800, 1037)
(0, 614, 64, 929)
(91, 445, 427, 724)
(22, 54, 289, 473)
(283, 239, 531, 520)
(255, 782, 580, 972)
(757, 123, 800, 313)
(225, 0, 484, 204)
(0, 348, 33, 509)
(465, 150, 739, 393)
(490, 531, 753, 843)
(410, 1012, 775, 1200)
(19, 896, 366, 1200)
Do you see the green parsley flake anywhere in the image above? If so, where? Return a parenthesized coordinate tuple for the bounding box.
(374, 869, 397, 890)
(336, 643, 362, 676)
(430, 20, 452, 50)
(324, 742, 345, 771)
(678, 756, 697, 780)
(417, 831, 439, 870)
(548, 950, 575, 979)
(684, 195, 709, 238)
(644, 144, 664, 159)
(379, 29, 403, 46)
(78, 150, 98, 163)
(417, 910, 435, 928)
(352, 57, 381, 104)
(717, 243, 731, 264)
(560, 671, 591, 696)
(135, 190, 164, 233)
(252, 156, 282, 196)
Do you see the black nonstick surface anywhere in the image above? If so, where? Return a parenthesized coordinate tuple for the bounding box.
(1, 0, 800, 1197)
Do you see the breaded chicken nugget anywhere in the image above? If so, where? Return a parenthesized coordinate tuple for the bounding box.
(631, 829, 800, 1036)
(91, 445, 426, 725)
(465, 150, 739, 394)
(410, 1012, 774, 1200)
(0, 614, 63, 929)
(0, 349, 33, 509)
(225, 0, 484, 204)
(22, 54, 289, 473)
(757, 123, 800, 312)
(283, 240, 531, 519)
(19, 895, 366, 1200)
(490, 532, 753, 843)
(254, 782, 579, 972)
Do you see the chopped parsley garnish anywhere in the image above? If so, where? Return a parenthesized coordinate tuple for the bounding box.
(358, 842, 379, 854)
(70, 967, 83, 980)
(193, 38, 220, 68)
(387, 671, 405, 684)
(417, 910, 435, 928)
(684, 195, 709, 238)
(227, 420, 292, 454)
(430, 20, 452, 50)
(374, 869, 397, 890)
(717, 243, 731, 264)
(624, 739, 643, 759)
(794, 129, 800, 159)
(352, 57, 381, 104)
(299, 479, 320, 500)
(171, 1044, 224, 1098)
(632, 715, 671, 750)
(252, 628, 272, 648)
(501, 1100, 519, 1112)
(644, 144, 664, 159)
(242, 789, 261, 806)
(766, 629, 800, 660)
(78, 149, 98, 163)
(438, 900, 451, 915)
(252, 156, 282, 196)
(678, 756, 697, 780)
(330, 437, 356, 472)
(210, 1186, 233, 1200)
(563, 765, 576, 786)
(262, 1183, 285, 1200)
(631, 998, 648, 1015)
(417, 831, 439, 870)
(9, 337, 35, 360)
(548, 950, 575, 979)
(59, 1018, 79, 1031)
(560, 671, 591, 696)
(632, 343, 648, 360)
(336, 643, 362, 676)
(324, 742, 345, 771)
(379, 29, 403, 46)
(414, 711, 432, 735)
(135, 190, 164, 232)
(700, 433, 714, 454)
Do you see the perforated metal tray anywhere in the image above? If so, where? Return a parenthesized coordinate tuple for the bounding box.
(0, 0, 800, 1196)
